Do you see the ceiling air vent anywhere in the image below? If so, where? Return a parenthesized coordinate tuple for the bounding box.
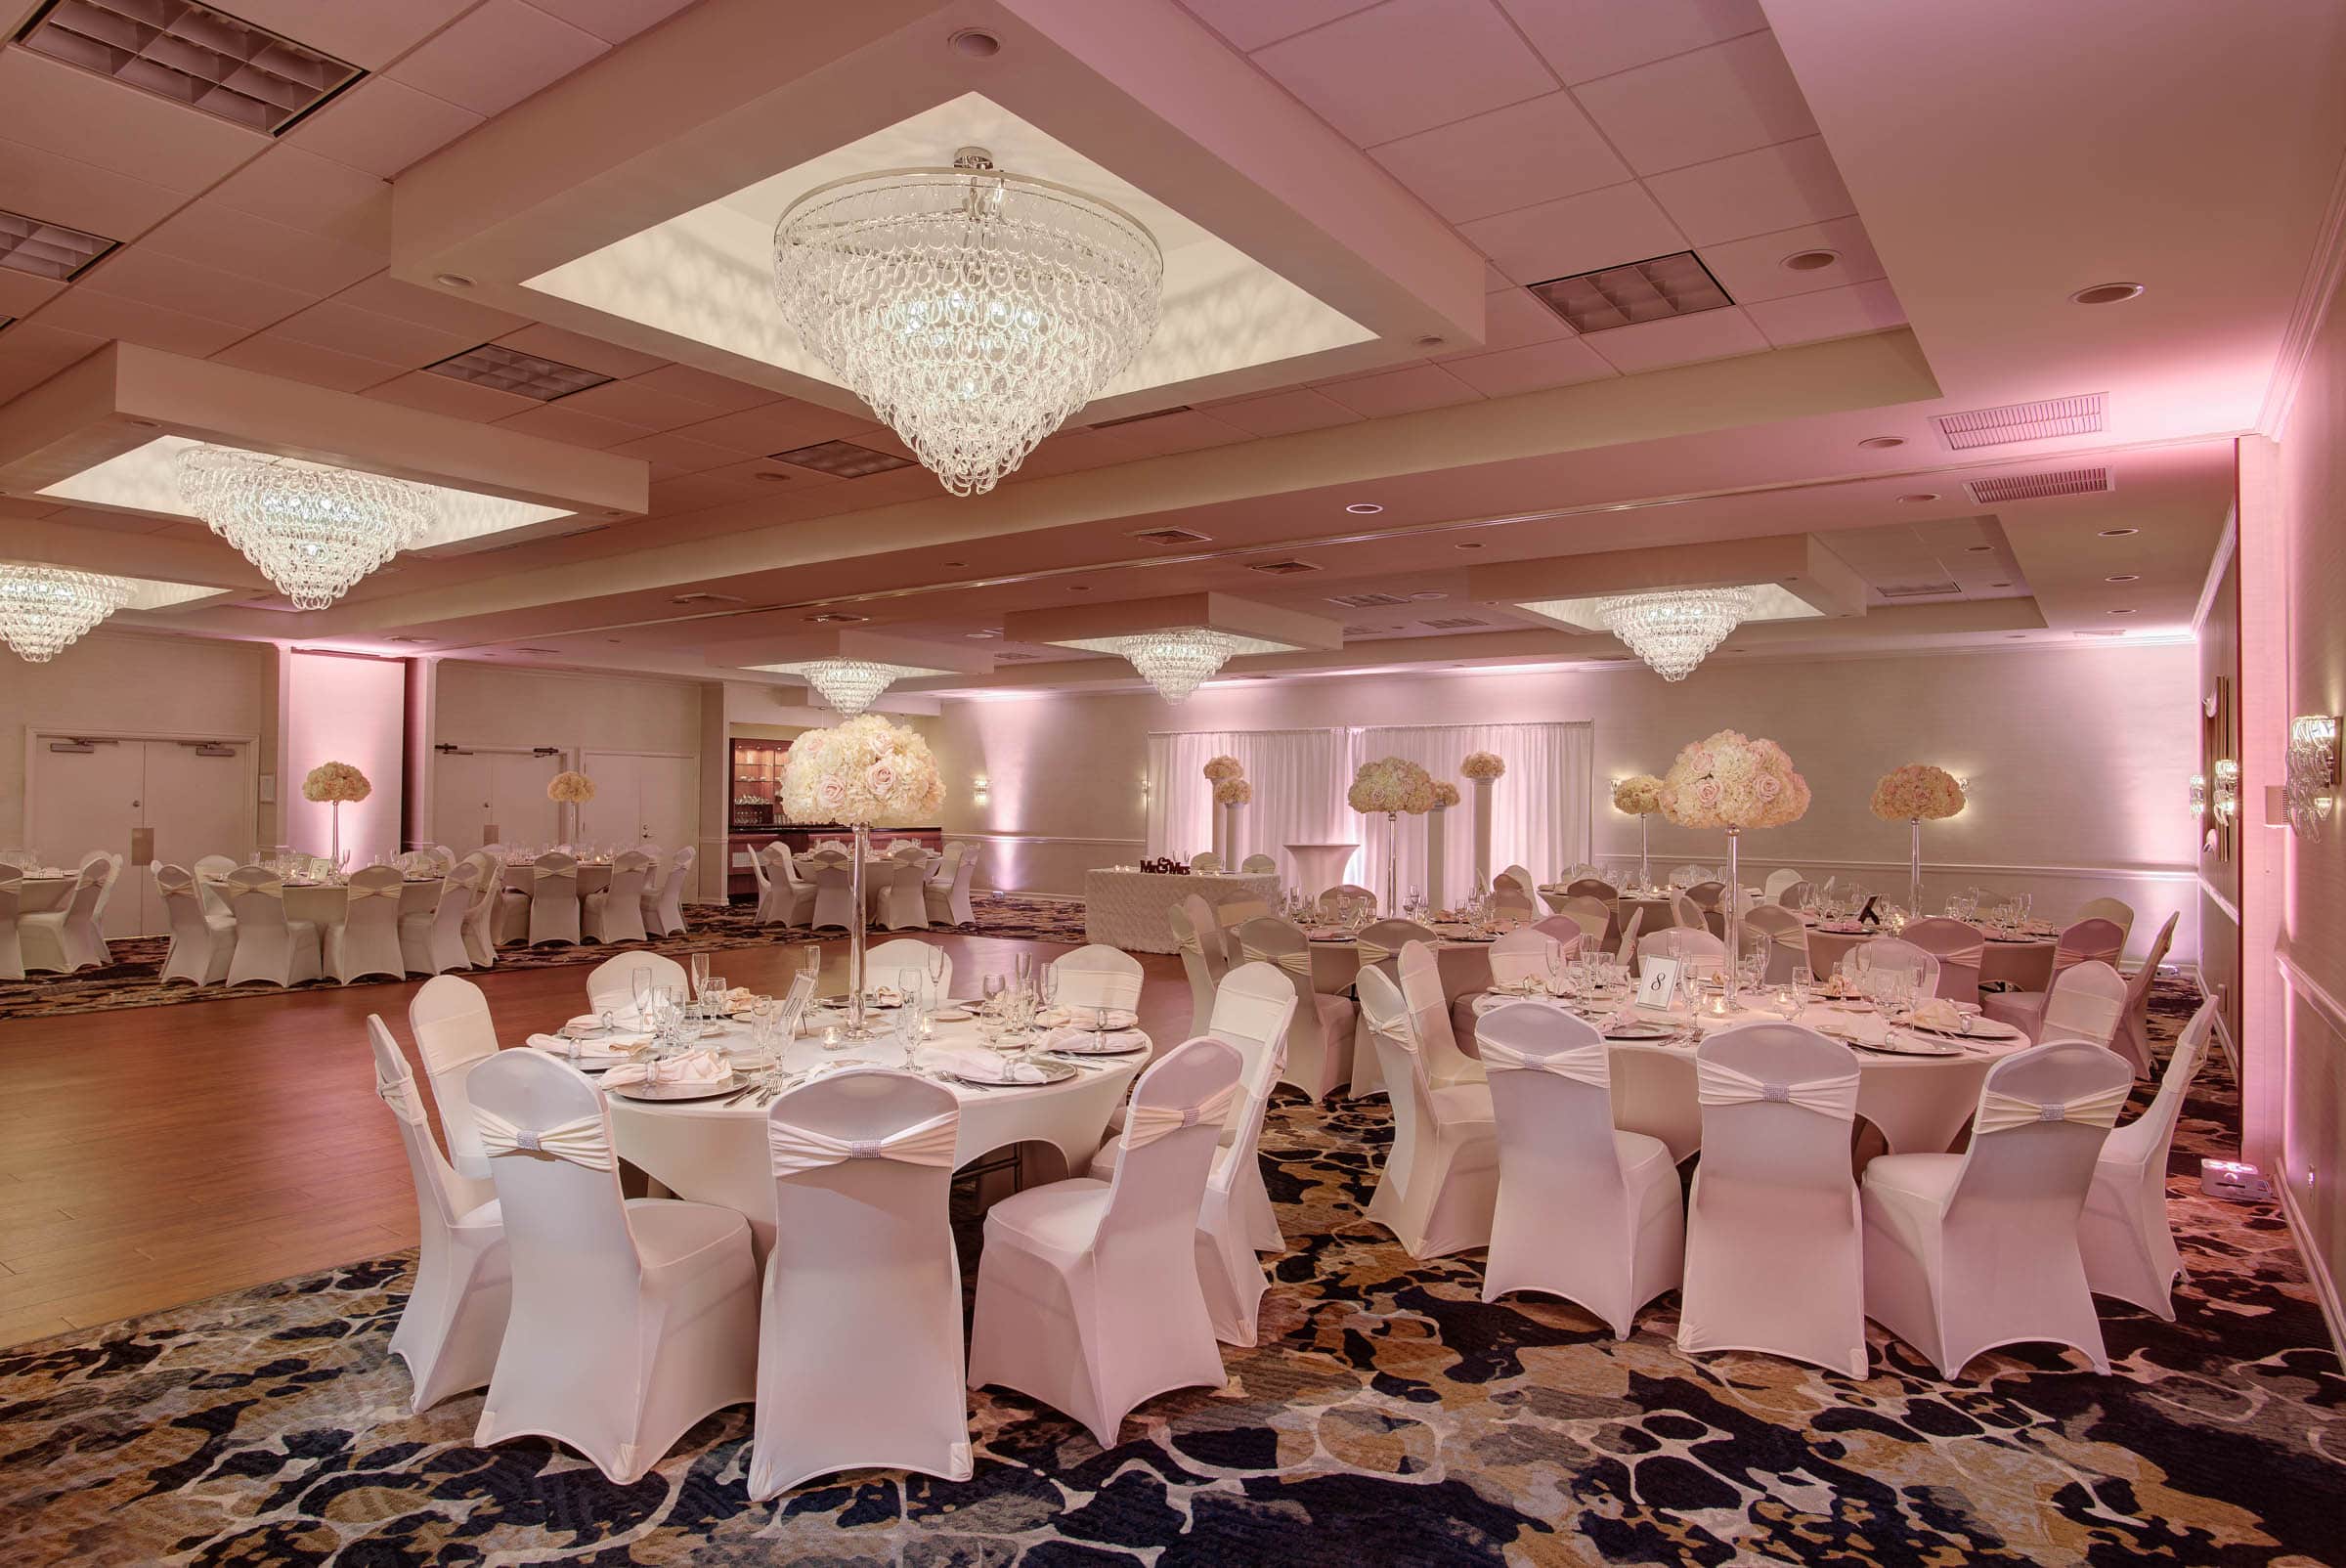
(512, 646, 561, 656)
(1421, 615, 1489, 630)
(803, 611, 868, 625)
(0, 207, 117, 281)
(1527, 251, 1733, 333)
(427, 343, 611, 402)
(1325, 590, 1410, 608)
(1964, 466, 2113, 504)
(997, 650, 1041, 661)
(1875, 581, 1962, 599)
(1090, 405, 1193, 429)
(1247, 559, 1321, 576)
(771, 439, 916, 477)
(671, 590, 745, 606)
(1933, 393, 2106, 450)
(17, 0, 364, 135)
(1126, 526, 1210, 546)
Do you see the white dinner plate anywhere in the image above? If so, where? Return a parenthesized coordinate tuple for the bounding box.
(604, 1073, 742, 1103)
(941, 1061, 1077, 1088)
(1601, 1022, 1675, 1040)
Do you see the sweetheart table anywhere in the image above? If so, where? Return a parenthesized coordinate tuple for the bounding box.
(1083, 868, 1278, 953)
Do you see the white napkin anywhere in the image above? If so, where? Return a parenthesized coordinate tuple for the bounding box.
(1046, 1026, 1148, 1055)
(1818, 1012, 1890, 1047)
(1908, 997, 1967, 1033)
(598, 1048, 731, 1090)
(568, 1010, 645, 1034)
(526, 1031, 643, 1058)
(923, 1046, 1051, 1084)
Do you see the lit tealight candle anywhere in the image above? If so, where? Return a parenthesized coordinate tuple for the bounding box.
(822, 1024, 841, 1050)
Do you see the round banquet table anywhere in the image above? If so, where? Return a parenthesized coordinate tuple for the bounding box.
(1460, 990, 2025, 1158)
(1302, 929, 1494, 998)
(501, 861, 615, 896)
(603, 1012, 1144, 1260)
(1803, 926, 2057, 991)
(11, 875, 72, 914)
(280, 878, 444, 928)
(1082, 868, 1279, 953)
(1282, 843, 1359, 896)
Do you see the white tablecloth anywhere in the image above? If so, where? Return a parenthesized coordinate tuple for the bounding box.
(1083, 869, 1279, 953)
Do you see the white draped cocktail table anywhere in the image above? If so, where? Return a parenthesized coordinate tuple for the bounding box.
(1282, 843, 1359, 899)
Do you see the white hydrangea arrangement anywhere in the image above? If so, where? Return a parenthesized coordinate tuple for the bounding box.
(1430, 780, 1460, 808)
(546, 770, 597, 805)
(1213, 777, 1253, 806)
(301, 762, 370, 804)
(1611, 774, 1665, 815)
(1659, 729, 1809, 830)
(1871, 763, 1966, 822)
(1459, 751, 1506, 782)
(780, 714, 946, 827)
(1202, 756, 1243, 783)
(1349, 756, 1435, 815)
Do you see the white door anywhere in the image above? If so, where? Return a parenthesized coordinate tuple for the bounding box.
(491, 752, 563, 845)
(581, 751, 696, 852)
(27, 737, 253, 936)
(577, 752, 639, 847)
(637, 754, 697, 853)
(138, 741, 252, 933)
(433, 751, 493, 849)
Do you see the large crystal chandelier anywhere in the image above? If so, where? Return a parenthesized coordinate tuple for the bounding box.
(1096, 629, 1245, 703)
(772, 147, 1162, 498)
(0, 563, 131, 663)
(797, 658, 929, 716)
(175, 446, 434, 610)
(1596, 587, 1752, 681)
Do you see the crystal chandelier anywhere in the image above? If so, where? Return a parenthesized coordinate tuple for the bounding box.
(0, 563, 131, 662)
(798, 658, 925, 716)
(1596, 588, 1752, 680)
(772, 147, 1162, 498)
(1096, 629, 1245, 703)
(175, 446, 434, 610)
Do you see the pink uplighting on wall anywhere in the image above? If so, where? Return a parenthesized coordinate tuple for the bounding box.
(286, 651, 405, 865)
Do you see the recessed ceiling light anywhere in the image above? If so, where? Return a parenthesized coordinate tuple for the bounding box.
(804, 612, 868, 624)
(1455, 542, 1485, 550)
(752, 470, 795, 482)
(1407, 589, 1447, 601)
(1526, 251, 1734, 333)
(0, 206, 117, 282)
(1414, 334, 1446, 348)
(1857, 436, 1905, 450)
(948, 27, 1001, 56)
(1345, 502, 1384, 514)
(20, 0, 363, 135)
(1989, 581, 2013, 588)
(427, 343, 612, 401)
(1896, 493, 1939, 503)
(2107, 608, 2138, 616)
(2007, 632, 2027, 638)
(435, 273, 474, 289)
(1966, 544, 1994, 553)
(942, 560, 967, 568)
(966, 630, 1000, 639)
(1781, 249, 1841, 272)
(2097, 527, 2140, 538)
(2070, 282, 2145, 305)
(1068, 585, 1090, 591)
(2106, 573, 2140, 583)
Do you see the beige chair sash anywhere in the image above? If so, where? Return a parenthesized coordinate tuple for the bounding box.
(1124, 1081, 1241, 1148)
(1212, 989, 1293, 1047)
(2044, 992, 2124, 1043)
(346, 882, 405, 900)
(1975, 1082, 2129, 1135)
(768, 1109, 959, 1177)
(476, 1108, 613, 1171)
(1696, 1059, 1859, 1119)
(1240, 944, 1314, 979)
(374, 1067, 429, 1126)
(1480, 1039, 1609, 1087)
(1354, 939, 1396, 968)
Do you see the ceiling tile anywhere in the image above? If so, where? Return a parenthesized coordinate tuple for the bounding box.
(1572, 31, 1817, 176)
(209, 333, 405, 392)
(74, 245, 319, 329)
(1643, 135, 1853, 245)
(705, 456, 842, 491)
(0, 134, 186, 241)
(1368, 91, 1629, 224)
(286, 78, 486, 180)
(269, 300, 481, 368)
(607, 429, 750, 473)
(493, 400, 657, 448)
(528, 0, 703, 44)
(1315, 361, 1483, 416)
(389, 0, 610, 118)
(0, 270, 65, 316)
(204, 146, 390, 249)
(1436, 286, 1571, 358)
(1499, 0, 1766, 84)
(1583, 306, 1769, 372)
(1698, 214, 1884, 303)
(1439, 335, 1615, 395)
(494, 322, 667, 379)
(1459, 181, 1687, 283)
(0, 50, 268, 194)
(331, 271, 533, 340)
(363, 369, 541, 421)
(30, 290, 247, 357)
(554, 376, 723, 431)
(1250, 0, 1557, 147)
(220, 0, 475, 68)
(0, 321, 105, 402)
(1742, 279, 1906, 346)
(1195, 387, 1365, 437)
(141, 202, 383, 296)
(621, 362, 781, 414)
(672, 399, 877, 455)
(647, 472, 767, 514)
(1178, 0, 1378, 51)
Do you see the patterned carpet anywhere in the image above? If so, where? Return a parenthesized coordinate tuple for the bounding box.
(0, 893, 1089, 1023)
(1, 981, 2337, 1565)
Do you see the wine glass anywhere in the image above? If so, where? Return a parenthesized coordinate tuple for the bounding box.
(927, 944, 947, 1006)
(689, 951, 712, 996)
(630, 967, 655, 1024)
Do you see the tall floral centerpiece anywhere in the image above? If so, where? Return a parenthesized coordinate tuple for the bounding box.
(1350, 756, 1434, 914)
(1427, 779, 1459, 909)
(302, 762, 369, 870)
(781, 715, 946, 1036)
(1203, 756, 1243, 866)
(1659, 730, 1809, 1007)
(1460, 751, 1505, 891)
(546, 769, 596, 846)
(1612, 773, 1666, 891)
(1214, 776, 1252, 869)
(1872, 763, 1966, 914)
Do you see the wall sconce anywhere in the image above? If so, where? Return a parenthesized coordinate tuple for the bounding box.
(2287, 715, 2340, 840)
(2189, 773, 2208, 819)
(2212, 759, 2240, 824)
(972, 774, 990, 803)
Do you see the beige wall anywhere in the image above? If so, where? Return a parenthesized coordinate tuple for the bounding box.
(3, 631, 278, 851)
(2195, 537, 2244, 1054)
(436, 661, 705, 754)
(934, 641, 2198, 962)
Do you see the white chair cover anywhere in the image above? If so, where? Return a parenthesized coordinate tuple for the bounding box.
(400, 861, 479, 978)
(2037, 960, 2129, 1049)
(1238, 916, 1354, 1100)
(1355, 965, 1499, 1260)
(865, 936, 949, 1006)
(583, 850, 653, 943)
(1168, 899, 1227, 1038)
(2072, 896, 2137, 948)
(194, 854, 238, 920)
(1314, 884, 1378, 920)
(1478, 1002, 1683, 1336)
(325, 864, 408, 984)
(1742, 904, 1811, 984)
(18, 858, 111, 974)
(1861, 1040, 2134, 1376)
(2111, 913, 2179, 1075)
(152, 862, 235, 985)
(524, 852, 581, 947)
(1846, 936, 1941, 997)
(368, 1017, 509, 1413)
(459, 850, 502, 968)
(469, 1050, 760, 1483)
(1678, 1023, 1869, 1376)
(1763, 867, 1804, 899)
(223, 866, 323, 988)
(1189, 850, 1222, 872)
(750, 1071, 970, 1497)
(0, 872, 22, 981)
(1898, 917, 1984, 1004)
(1239, 853, 1277, 874)
(2082, 999, 2215, 1317)
(1635, 926, 1724, 977)
(968, 1038, 1240, 1448)
(409, 974, 500, 1201)
(645, 845, 696, 936)
(1399, 940, 1484, 1090)
(809, 862, 857, 932)
(1054, 943, 1144, 1016)
(924, 849, 978, 927)
(877, 859, 931, 931)
(586, 949, 686, 1022)
(1553, 893, 1613, 950)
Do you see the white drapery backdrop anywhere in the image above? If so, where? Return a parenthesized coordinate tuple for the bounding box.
(1353, 722, 1594, 906)
(1145, 728, 1353, 870)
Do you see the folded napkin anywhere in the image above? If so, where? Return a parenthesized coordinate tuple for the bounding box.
(526, 1031, 643, 1058)
(1817, 1013, 1890, 1047)
(1908, 997, 1967, 1033)
(1047, 1026, 1148, 1055)
(922, 1046, 1052, 1085)
(598, 1048, 731, 1090)
(568, 1010, 645, 1033)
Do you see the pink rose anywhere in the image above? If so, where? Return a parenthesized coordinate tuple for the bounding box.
(1694, 779, 1724, 808)
(1753, 773, 1782, 801)
(816, 777, 847, 811)
(866, 761, 898, 799)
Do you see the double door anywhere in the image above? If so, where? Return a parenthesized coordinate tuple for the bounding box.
(25, 735, 254, 936)
(579, 751, 698, 851)
(431, 748, 565, 850)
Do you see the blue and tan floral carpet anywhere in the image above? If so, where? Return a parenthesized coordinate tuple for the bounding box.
(0, 981, 2338, 1564)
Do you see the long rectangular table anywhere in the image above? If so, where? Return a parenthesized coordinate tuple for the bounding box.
(1083, 868, 1279, 953)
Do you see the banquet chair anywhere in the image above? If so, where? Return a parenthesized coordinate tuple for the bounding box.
(586, 950, 686, 1021)
(152, 862, 236, 985)
(1356, 966, 1498, 1260)
(1238, 917, 1355, 1100)
(193, 853, 239, 920)
(368, 1017, 509, 1414)
(1399, 940, 1485, 1091)
(520, 852, 581, 947)
(1496, 864, 1536, 898)
(1190, 850, 1223, 872)
(746, 840, 772, 914)
(1980, 918, 2126, 1038)
(809, 862, 857, 933)
(410, 975, 501, 1197)
(877, 860, 932, 931)
(1635, 926, 1724, 978)
(0, 872, 21, 981)
(968, 1037, 1241, 1448)
(1898, 918, 1985, 1006)
(1608, 1045, 1703, 1165)
(1491, 883, 1538, 919)
(1763, 867, 1805, 900)
(2081, 998, 2217, 1318)
(1054, 944, 1144, 1017)
(1563, 876, 1619, 902)
(865, 936, 948, 1004)
(1532, 914, 1589, 950)
(1616, 907, 1646, 960)
(1685, 881, 1727, 937)
(1168, 899, 1228, 1036)
(470, 1049, 760, 1484)
(1668, 891, 1707, 932)
(644, 846, 695, 937)
(2073, 896, 2137, 949)
(2027, 961, 2130, 1051)
(1239, 853, 1277, 874)
(1778, 881, 1813, 909)
(1314, 884, 1378, 920)
(1846, 936, 1941, 997)
(223, 866, 323, 988)
(1209, 897, 1271, 967)
(584, 850, 654, 944)
(1090, 964, 1297, 1344)
(924, 849, 978, 928)
(1477, 1001, 1682, 1337)
(20, 857, 110, 974)
(1669, 864, 1710, 889)
(2110, 913, 2180, 1075)
(1346, 917, 1438, 1095)
(1677, 1023, 1868, 1377)
(750, 1069, 970, 1496)
(1554, 894, 1613, 950)
(1860, 1039, 2132, 1376)
(1742, 905, 1810, 985)
(888, 839, 932, 861)
(85, 850, 124, 939)
(400, 861, 479, 978)
(324, 866, 409, 985)
(459, 851, 503, 968)
(754, 843, 803, 927)
(1453, 928, 1569, 1046)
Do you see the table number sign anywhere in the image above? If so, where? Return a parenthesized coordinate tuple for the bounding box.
(1637, 956, 1683, 1012)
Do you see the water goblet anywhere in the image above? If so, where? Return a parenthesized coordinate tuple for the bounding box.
(689, 951, 712, 995)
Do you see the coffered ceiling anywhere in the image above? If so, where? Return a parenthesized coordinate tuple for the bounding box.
(0, 0, 2339, 703)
